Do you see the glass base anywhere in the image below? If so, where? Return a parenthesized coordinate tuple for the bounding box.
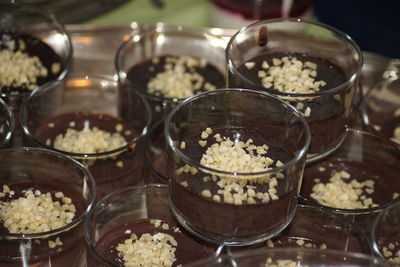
(169, 196, 296, 246)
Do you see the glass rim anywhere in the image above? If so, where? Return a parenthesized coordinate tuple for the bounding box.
(19, 75, 152, 159)
(164, 88, 311, 177)
(0, 1, 73, 99)
(114, 23, 226, 103)
(300, 128, 400, 214)
(0, 97, 15, 148)
(186, 247, 385, 266)
(84, 183, 168, 267)
(0, 146, 96, 239)
(225, 18, 364, 98)
(370, 200, 400, 259)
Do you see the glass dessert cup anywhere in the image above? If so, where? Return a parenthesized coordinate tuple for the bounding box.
(0, 1, 72, 113)
(186, 247, 391, 267)
(226, 18, 363, 162)
(361, 63, 400, 148)
(371, 201, 400, 263)
(165, 88, 310, 246)
(115, 23, 226, 124)
(0, 98, 15, 149)
(300, 128, 400, 233)
(142, 120, 169, 184)
(84, 184, 221, 267)
(0, 147, 96, 266)
(228, 204, 372, 254)
(20, 75, 151, 199)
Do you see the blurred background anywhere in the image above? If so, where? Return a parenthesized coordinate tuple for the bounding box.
(18, 0, 400, 58)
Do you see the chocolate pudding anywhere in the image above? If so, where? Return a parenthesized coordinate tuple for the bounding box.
(0, 182, 86, 266)
(170, 127, 298, 239)
(234, 52, 349, 155)
(90, 219, 215, 267)
(123, 55, 225, 122)
(31, 112, 143, 198)
(0, 30, 63, 109)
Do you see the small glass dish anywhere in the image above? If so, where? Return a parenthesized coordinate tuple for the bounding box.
(115, 23, 227, 124)
(186, 247, 391, 267)
(84, 184, 221, 266)
(20, 75, 151, 199)
(0, 1, 72, 112)
(371, 201, 400, 263)
(300, 128, 400, 233)
(0, 147, 96, 266)
(165, 88, 310, 245)
(226, 18, 363, 162)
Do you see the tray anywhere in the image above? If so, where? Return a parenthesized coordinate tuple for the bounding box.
(66, 23, 395, 94)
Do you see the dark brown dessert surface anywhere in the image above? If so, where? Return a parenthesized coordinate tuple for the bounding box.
(32, 112, 142, 198)
(0, 30, 63, 94)
(0, 182, 86, 266)
(301, 158, 400, 208)
(126, 55, 225, 98)
(170, 127, 298, 237)
(94, 219, 215, 266)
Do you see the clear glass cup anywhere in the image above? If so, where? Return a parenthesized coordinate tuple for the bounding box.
(85, 184, 221, 267)
(0, 147, 96, 266)
(142, 120, 169, 184)
(300, 128, 400, 233)
(229, 204, 372, 254)
(165, 88, 310, 245)
(0, 98, 15, 149)
(0, 1, 72, 113)
(226, 18, 363, 162)
(115, 23, 227, 124)
(20, 75, 151, 199)
(361, 61, 400, 148)
(371, 201, 400, 263)
(186, 247, 392, 267)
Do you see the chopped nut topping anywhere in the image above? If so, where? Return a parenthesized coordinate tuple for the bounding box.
(265, 258, 309, 267)
(147, 56, 216, 99)
(391, 126, 400, 144)
(257, 56, 326, 94)
(0, 39, 59, 91)
(310, 170, 377, 209)
(0, 186, 75, 235)
(116, 232, 177, 267)
(381, 242, 400, 263)
(53, 126, 127, 154)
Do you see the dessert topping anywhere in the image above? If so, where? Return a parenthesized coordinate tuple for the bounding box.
(53, 122, 127, 153)
(253, 56, 326, 94)
(265, 258, 308, 267)
(391, 126, 400, 144)
(0, 39, 60, 91)
(310, 170, 377, 209)
(382, 242, 400, 263)
(0, 185, 76, 236)
(116, 232, 177, 267)
(177, 128, 285, 205)
(147, 56, 217, 98)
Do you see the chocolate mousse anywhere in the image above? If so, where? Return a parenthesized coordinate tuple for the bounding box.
(233, 52, 349, 155)
(0, 182, 86, 266)
(89, 219, 215, 267)
(30, 112, 142, 198)
(123, 55, 225, 121)
(169, 127, 298, 240)
(0, 30, 63, 109)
